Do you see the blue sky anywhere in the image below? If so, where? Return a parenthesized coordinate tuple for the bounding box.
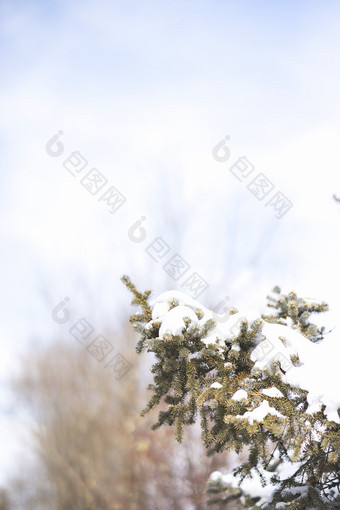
(0, 0, 340, 484)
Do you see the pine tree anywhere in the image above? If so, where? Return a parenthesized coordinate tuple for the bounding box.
(122, 275, 340, 510)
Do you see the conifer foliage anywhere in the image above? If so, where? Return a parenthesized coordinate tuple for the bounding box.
(122, 275, 340, 509)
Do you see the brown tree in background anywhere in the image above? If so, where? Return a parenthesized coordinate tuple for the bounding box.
(7, 325, 232, 510)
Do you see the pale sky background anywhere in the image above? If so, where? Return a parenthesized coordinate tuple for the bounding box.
(1, 0, 340, 485)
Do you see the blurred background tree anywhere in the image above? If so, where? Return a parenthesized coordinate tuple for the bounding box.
(4, 324, 232, 510)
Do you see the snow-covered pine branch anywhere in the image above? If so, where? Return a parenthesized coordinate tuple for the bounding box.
(122, 276, 340, 510)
